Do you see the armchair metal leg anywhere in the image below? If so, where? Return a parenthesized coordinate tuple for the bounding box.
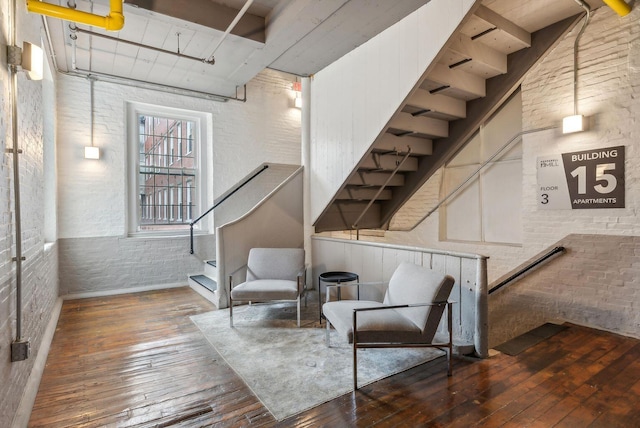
(229, 276, 234, 328)
(353, 342, 359, 390)
(353, 310, 358, 390)
(297, 296, 301, 327)
(447, 301, 453, 376)
(325, 320, 331, 346)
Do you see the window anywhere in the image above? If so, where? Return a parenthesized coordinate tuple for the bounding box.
(441, 90, 523, 245)
(127, 103, 210, 234)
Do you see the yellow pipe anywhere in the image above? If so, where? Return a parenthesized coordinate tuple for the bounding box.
(602, 0, 631, 16)
(26, 0, 124, 31)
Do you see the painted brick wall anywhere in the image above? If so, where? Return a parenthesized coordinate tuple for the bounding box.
(0, 1, 60, 426)
(490, 234, 640, 346)
(341, 6, 640, 344)
(56, 68, 301, 295)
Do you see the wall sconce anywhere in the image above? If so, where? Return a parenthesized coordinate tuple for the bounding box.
(84, 146, 100, 159)
(84, 78, 100, 159)
(292, 81, 302, 109)
(7, 41, 44, 81)
(562, 114, 585, 134)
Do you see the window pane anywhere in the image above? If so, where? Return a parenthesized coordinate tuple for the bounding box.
(138, 113, 197, 231)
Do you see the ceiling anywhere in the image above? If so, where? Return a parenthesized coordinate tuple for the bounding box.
(42, 0, 607, 99)
(43, 0, 432, 98)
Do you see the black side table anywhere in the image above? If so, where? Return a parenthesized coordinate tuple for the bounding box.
(318, 271, 359, 323)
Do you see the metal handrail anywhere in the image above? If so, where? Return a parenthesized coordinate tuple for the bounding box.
(389, 126, 557, 232)
(189, 164, 269, 254)
(352, 147, 412, 235)
(488, 246, 565, 294)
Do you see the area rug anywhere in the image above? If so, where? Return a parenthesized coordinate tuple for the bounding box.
(190, 302, 444, 421)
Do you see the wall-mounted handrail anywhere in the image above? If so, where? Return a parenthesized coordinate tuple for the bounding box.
(488, 246, 565, 294)
(190, 164, 269, 254)
(389, 126, 557, 232)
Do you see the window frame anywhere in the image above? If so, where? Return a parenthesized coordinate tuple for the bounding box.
(126, 102, 211, 236)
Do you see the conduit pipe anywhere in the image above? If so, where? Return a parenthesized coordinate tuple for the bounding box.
(7, 0, 26, 357)
(73, 27, 216, 65)
(602, 0, 631, 16)
(573, 0, 591, 117)
(26, 0, 124, 31)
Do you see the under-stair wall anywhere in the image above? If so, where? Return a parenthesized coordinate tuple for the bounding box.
(309, 0, 478, 226)
(214, 167, 304, 308)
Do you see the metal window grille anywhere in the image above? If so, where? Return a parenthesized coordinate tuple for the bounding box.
(138, 114, 196, 230)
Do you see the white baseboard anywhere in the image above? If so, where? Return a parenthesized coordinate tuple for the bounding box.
(12, 297, 63, 428)
(61, 282, 186, 300)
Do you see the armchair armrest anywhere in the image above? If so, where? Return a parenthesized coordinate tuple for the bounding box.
(352, 300, 453, 313)
(228, 264, 248, 290)
(297, 265, 307, 294)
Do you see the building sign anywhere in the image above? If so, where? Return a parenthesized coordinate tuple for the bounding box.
(537, 146, 625, 209)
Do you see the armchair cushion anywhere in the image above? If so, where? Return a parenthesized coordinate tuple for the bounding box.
(383, 262, 454, 335)
(322, 300, 422, 343)
(229, 247, 305, 327)
(230, 279, 299, 301)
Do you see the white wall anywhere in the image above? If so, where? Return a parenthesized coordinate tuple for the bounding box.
(57, 68, 301, 295)
(0, 1, 60, 426)
(309, 0, 477, 224)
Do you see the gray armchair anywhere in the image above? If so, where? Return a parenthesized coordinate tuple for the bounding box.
(229, 248, 305, 327)
(322, 262, 455, 390)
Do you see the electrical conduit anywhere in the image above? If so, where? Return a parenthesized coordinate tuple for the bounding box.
(26, 0, 125, 31)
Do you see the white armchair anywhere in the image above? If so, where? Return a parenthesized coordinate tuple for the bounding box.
(229, 248, 305, 327)
(322, 262, 455, 390)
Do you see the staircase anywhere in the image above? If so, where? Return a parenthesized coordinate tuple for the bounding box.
(189, 260, 218, 302)
(314, 3, 584, 232)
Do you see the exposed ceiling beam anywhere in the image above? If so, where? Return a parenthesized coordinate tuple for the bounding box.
(124, 0, 266, 43)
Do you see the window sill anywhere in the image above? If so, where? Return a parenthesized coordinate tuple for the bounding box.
(127, 230, 211, 239)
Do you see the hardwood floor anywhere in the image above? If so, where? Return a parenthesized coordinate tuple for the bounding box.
(29, 287, 640, 427)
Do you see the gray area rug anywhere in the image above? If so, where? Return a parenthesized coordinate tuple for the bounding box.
(190, 301, 444, 421)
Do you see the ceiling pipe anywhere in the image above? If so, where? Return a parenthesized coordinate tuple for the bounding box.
(206, 0, 254, 63)
(602, 0, 631, 16)
(26, 0, 125, 31)
(73, 27, 216, 65)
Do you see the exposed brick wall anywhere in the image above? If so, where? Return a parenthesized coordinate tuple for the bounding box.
(0, 1, 59, 426)
(56, 68, 301, 295)
(490, 234, 640, 346)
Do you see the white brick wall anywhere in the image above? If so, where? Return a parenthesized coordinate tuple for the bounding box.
(0, 1, 59, 426)
(56, 68, 301, 295)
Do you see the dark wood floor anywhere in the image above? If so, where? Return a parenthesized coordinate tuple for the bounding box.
(29, 287, 640, 427)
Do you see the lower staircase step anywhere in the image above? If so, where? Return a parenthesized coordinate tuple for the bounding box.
(190, 275, 217, 292)
(207, 260, 216, 268)
(494, 323, 568, 356)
